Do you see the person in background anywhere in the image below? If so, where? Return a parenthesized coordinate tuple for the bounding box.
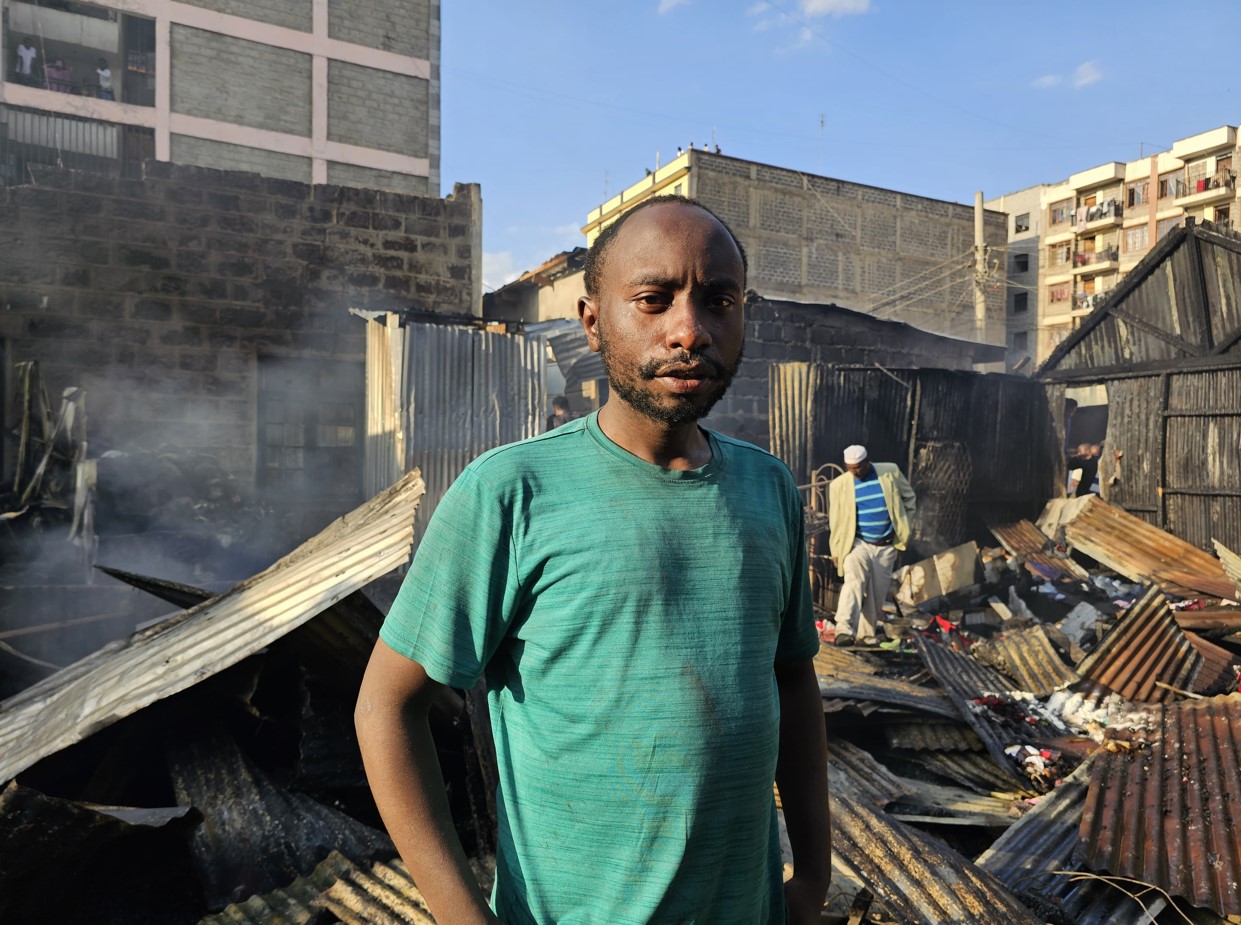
(96, 57, 114, 100)
(826, 444, 917, 647)
(15, 37, 37, 86)
(545, 394, 572, 431)
(44, 58, 72, 93)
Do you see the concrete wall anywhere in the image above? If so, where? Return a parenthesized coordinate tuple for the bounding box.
(177, 0, 313, 31)
(170, 26, 313, 137)
(327, 60, 428, 158)
(689, 152, 1008, 347)
(328, 0, 431, 59)
(707, 299, 990, 447)
(172, 135, 313, 183)
(328, 162, 428, 196)
(0, 163, 480, 500)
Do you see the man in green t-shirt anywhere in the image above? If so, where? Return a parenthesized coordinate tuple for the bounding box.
(356, 197, 831, 924)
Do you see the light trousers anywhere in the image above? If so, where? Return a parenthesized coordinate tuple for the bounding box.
(834, 537, 898, 639)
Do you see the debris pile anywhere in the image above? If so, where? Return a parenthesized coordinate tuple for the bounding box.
(0, 472, 507, 924)
(814, 494, 1241, 924)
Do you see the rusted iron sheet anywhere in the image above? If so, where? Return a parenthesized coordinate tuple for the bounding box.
(826, 738, 911, 808)
(912, 635, 1042, 789)
(813, 644, 959, 719)
(891, 749, 1025, 796)
(95, 565, 212, 609)
(1173, 607, 1241, 630)
(1214, 539, 1241, 598)
(882, 720, 982, 753)
(168, 726, 393, 910)
(977, 771, 1179, 925)
(769, 362, 821, 487)
(971, 625, 1081, 698)
(830, 792, 1043, 925)
(0, 471, 425, 784)
(1038, 495, 1233, 599)
(1185, 632, 1241, 697)
(1078, 693, 1241, 917)
(199, 849, 494, 925)
(1075, 585, 1204, 703)
(989, 519, 1089, 582)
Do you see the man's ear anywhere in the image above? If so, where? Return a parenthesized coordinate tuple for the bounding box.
(578, 296, 601, 353)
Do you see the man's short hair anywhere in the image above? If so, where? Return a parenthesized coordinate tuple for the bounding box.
(582, 195, 748, 298)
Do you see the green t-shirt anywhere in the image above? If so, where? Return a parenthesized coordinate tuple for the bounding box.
(381, 411, 817, 925)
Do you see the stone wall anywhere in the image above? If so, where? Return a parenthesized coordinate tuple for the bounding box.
(691, 152, 1008, 347)
(0, 163, 480, 514)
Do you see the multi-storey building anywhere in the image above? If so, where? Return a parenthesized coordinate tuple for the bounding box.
(582, 148, 1008, 349)
(988, 125, 1238, 368)
(0, 0, 438, 192)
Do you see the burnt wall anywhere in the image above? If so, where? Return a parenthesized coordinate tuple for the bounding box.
(707, 298, 987, 448)
(0, 163, 480, 559)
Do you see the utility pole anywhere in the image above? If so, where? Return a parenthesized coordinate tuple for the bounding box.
(973, 191, 989, 344)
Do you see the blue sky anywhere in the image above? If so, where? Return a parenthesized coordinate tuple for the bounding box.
(440, 0, 1241, 292)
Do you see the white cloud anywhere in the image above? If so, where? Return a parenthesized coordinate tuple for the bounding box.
(799, 0, 870, 16)
(1031, 74, 1062, 89)
(657, 0, 690, 13)
(746, 1, 771, 14)
(1073, 60, 1102, 87)
(483, 252, 521, 293)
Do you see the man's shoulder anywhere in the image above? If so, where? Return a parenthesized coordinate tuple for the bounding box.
(709, 430, 796, 481)
(873, 462, 904, 477)
(465, 416, 592, 481)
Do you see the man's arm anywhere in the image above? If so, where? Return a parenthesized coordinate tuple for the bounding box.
(774, 657, 831, 925)
(355, 640, 501, 925)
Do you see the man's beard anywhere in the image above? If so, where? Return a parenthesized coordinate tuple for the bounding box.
(597, 326, 742, 426)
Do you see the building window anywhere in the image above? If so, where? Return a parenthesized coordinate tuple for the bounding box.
(1158, 171, 1184, 200)
(1014, 213, 1030, 233)
(1049, 282, 1071, 304)
(1156, 216, 1184, 240)
(1124, 224, 1149, 253)
(1126, 179, 1149, 207)
(1013, 292, 1028, 313)
(1049, 242, 1072, 266)
(1012, 331, 1028, 352)
(1049, 199, 1072, 226)
(1215, 205, 1231, 229)
(1013, 253, 1029, 273)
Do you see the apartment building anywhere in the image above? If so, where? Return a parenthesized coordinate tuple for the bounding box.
(583, 148, 1008, 348)
(0, 0, 438, 192)
(988, 124, 1239, 368)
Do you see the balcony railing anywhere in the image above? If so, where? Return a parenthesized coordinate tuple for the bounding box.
(1179, 172, 1236, 198)
(0, 104, 150, 187)
(1079, 199, 1123, 223)
(1073, 247, 1119, 267)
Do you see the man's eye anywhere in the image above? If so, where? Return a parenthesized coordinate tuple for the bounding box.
(636, 294, 669, 307)
(708, 295, 736, 310)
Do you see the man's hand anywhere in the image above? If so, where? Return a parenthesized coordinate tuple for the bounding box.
(785, 872, 830, 924)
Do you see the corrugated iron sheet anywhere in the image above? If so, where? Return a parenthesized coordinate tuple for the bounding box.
(977, 771, 1179, 925)
(361, 311, 407, 498)
(1075, 584, 1204, 703)
(1038, 494, 1233, 598)
(826, 738, 911, 808)
(768, 362, 821, 486)
(1078, 693, 1241, 917)
(882, 720, 983, 753)
(889, 749, 1025, 795)
(912, 635, 1040, 789)
(813, 644, 960, 719)
(406, 322, 544, 546)
(0, 471, 425, 784)
(989, 519, 1089, 582)
(1213, 539, 1241, 598)
(168, 726, 393, 910)
(970, 625, 1081, 698)
(829, 792, 1043, 925)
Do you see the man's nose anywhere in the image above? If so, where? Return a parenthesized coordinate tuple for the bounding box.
(664, 297, 712, 351)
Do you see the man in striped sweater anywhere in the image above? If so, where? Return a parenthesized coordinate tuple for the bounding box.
(827, 445, 917, 646)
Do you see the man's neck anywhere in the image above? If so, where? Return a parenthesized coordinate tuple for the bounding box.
(596, 400, 712, 470)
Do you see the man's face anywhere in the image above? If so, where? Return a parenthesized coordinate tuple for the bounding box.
(846, 459, 871, 479)
(579, 203, 745, 427)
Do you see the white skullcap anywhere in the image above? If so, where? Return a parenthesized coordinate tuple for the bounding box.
(843, 445, 868, 465)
